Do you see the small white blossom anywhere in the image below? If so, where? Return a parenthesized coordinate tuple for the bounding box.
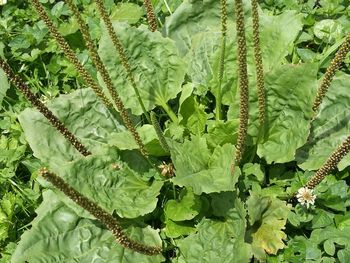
(0, 0, 7, 6)
(296, 187, 316, 208)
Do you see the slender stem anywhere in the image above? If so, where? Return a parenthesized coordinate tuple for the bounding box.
(159, 101, 178, 123)
(151, 111, 170, 153)
(162, 0, 172, 15)
(215, 0, 227, 121)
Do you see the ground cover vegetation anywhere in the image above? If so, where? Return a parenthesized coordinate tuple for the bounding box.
(1, 0, 350, 262)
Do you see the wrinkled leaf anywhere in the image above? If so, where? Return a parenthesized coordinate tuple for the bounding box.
(52, 147, 163, 219)
(297, 72, 350, 171)
(98, 23, 186, 115)
(247, 193, 290, 260)
(11, 190, 164, 263)
(176, 196, 251, 263)
(18, 88, 126, 167)
(257, 63, 318, 163)
(111, 3, 143, 24)
(170, 137, 238, 194)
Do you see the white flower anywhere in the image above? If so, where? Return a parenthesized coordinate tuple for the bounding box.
(0, 0, 7, 6)
(296, 187, 316, 208)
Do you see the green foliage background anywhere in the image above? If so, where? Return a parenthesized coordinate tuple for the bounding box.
(1, 0, 350, 262)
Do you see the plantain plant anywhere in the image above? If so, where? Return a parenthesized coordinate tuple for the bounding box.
(2, 0, 350, 262)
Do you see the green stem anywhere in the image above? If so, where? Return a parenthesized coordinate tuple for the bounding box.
(159, 101, 178, 123)
(216, 36, 226, 120)
(131, 83, 151, 123)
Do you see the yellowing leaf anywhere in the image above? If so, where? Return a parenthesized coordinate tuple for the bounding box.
(247, 193, 291, 260)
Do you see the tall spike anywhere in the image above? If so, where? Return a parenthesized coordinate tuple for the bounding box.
(94, 0, 150, 122)
(30, 0, 112, 108)
(39, 168, 162, 255)
(143, 0, 158, 32)
(64, 0, 148, 157)
(251, 0, 265, 126)
(232, 0, 249, 172)
(312, 33, 350, 114)
(0, 59, 91, 156)
(305, 134, 350, 189)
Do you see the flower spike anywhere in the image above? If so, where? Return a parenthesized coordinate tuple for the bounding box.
(39, 168, 162, 255)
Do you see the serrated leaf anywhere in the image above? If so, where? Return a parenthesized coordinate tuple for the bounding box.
(176, 196, 251, 263)
(11, 190, 164, 263)
(165, 188, 201, 221)
(170, 137, 238, 194)
(247, 193, 290, 259)
(257, 63, 318, 163)
(98, 23, 186, 115)
(297, 72, 350, 171)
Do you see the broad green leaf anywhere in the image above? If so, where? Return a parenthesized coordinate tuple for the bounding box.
(163, 219, 196, 239)
(277, 236, 322, 263)
(170, 137, 238, 194)
(316, 176, 350, 212)
(310, 225, 350, 263)
(164, 0, 236, 56)
(210, 191, 236, 217)
(107, 124, 168, 156)
(178, 93, 207, 135)
(51, 147, 163, 219)
(247, 193, 290, 259)
(111, 3, 143, 24)
(176, 196, 251, 263)
(257, 63, 318, 163)
(311, 210, 334, 229)
(11, 190, 164, 263)
(164, 188, 201, 221)
(18, 88, 126, 167)
(98, 23, 186, 115)
(205, 120, 239, 148)
(297, 73, 350, 171)
(242, 163, 265, 183)
(314, 19, 344, 44)
(0, 68, 9, 107)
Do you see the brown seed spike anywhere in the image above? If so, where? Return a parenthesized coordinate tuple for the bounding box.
(143, 0, 158, 32)
(312, 33, 350, 114)
(233, 0, 249, 171)
(94, 0, 150, 123)
(0, 59, 91, 156)
(39, 168, 163, 255)
(305, 134, 350, 189)
(30, 0, 112, 108)
(251, 0, 266, 127)
(64, 0, 149, 157)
